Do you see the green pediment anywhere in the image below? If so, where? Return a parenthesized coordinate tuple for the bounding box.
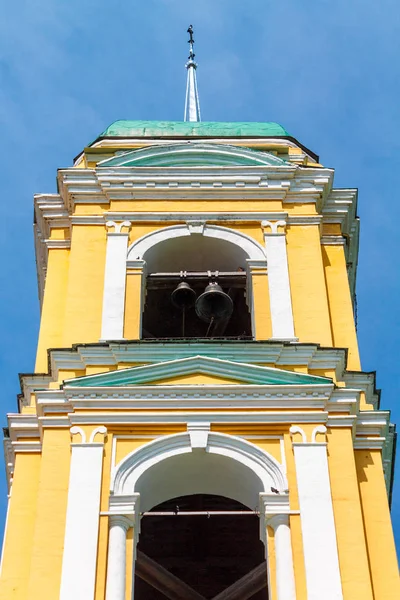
(97, 143, 287, 168)
(64, 356, 332, 388)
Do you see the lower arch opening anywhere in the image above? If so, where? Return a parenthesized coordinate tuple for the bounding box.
(135, 493, 268, 600)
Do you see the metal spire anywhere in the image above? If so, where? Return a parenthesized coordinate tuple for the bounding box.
(184, 25, 201, 122)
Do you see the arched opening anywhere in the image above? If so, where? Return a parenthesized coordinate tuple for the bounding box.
(135, 494, 268, 600)
(110, 431, 289, 599)
(140, 232, 253, 339)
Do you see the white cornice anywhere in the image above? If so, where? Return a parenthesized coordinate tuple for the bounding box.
(57, 166, 336, 206)
(44, 239, 71, 249)
(105, 211, 290, 223)
(67, 410, 329, 426)
(85, 137, 317, 163)
(320, 236, 346, 246)
(5, 378, 393, 490)
(46, 342, 348, 381)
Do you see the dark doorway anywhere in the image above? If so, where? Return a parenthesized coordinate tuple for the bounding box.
(134, 494, 268, 600)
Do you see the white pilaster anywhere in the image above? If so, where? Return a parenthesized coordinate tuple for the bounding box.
(262, 220, 296, 340)
(101, 221, 131, 340)
(290, 426, 343, 600)
(60, 427, 107, 600)
(267, 514, 297, 600)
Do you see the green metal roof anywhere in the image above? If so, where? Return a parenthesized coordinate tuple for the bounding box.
(99, 120, 290, 139)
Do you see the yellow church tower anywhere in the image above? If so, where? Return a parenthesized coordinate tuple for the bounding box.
(1, 27, 399, 600)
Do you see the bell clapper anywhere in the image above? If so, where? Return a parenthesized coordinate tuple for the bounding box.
(205, 316, 215, 338)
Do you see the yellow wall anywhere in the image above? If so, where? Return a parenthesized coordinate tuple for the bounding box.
(35, 247, 70, 372)
(26, 429, 71, 599)
(0, 454, 41, 600)
(322, 244, 360, 370)
(355, 450, 400, 599)
(327, 428, 374, 599)
(34, 217, 362, 358)
(63, 225, 106, 348)
(287, 225, 333, 346)
(11, 139, 396, 600)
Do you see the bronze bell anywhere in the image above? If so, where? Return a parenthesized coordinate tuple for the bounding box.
(195, 283, 234, 322)
(171, 281, 196, 309)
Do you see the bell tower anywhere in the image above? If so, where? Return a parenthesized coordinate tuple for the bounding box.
(0, 30, 398, 600)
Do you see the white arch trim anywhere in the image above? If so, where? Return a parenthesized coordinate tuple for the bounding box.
(111, 430, 287, 497)
(126, 223, 267, 262)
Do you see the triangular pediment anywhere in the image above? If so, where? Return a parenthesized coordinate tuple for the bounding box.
(64, 356, 332, 388)
(97, 143, 287, 168)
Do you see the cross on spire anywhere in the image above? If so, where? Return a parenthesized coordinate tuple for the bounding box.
(184, 24, 201, 122)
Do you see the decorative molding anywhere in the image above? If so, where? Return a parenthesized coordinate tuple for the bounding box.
(260, 494, 291, 515)
(68, 410, 330, 428)
(289, 425, 306, 444)
(187, 422, 210, 450)
(186, 220, 206, 235)
(111, 431, 288, 508)
(64, 355, 332, 388)
(70, 426, 86, 444)
(311, 425, 327, 443)
(43, 239, 71, 249)
(287, 215, 323, 226)
(69, 426, 108, 445)
(290, 424, 328, 444)
(45, 341, 349, 381)
(320, 235, 346, 246)
(261, 219, 287, 235)
(108, 493, 141, 518)
(126, 223, 266, 262)
(106, 211, 289, 223)
(87, 136, 318, 163)
(105, 220, 131, 234)
(90, 425, 108, 443)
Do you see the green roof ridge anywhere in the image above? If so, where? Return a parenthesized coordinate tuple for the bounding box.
(98, 120, 290, 139)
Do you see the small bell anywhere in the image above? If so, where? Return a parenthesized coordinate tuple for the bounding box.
(195, 283, 233, 322)
(171, 281, 196, 309)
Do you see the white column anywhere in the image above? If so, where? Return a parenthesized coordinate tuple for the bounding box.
(101, 220, 131, 340)
(290, 426, 343, 600)
(60, 427, 107, 600)
(105, 494, 140, 600)
(105, 515, 131, 600)
(262, 220, 296, 340)
(267, 514, 296, 600)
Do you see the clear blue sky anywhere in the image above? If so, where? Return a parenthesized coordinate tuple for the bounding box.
(0, 0, 399, 554)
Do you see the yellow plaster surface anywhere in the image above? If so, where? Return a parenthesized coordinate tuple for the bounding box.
(327, 428, 374, 599)
(355, 450, 400, 599)
(26, 429, 71, 599)
(322, 244, 361, 369)
(252, 271, 272, 340)
(286, 225, 333, 346)
(124, 271, 143, 339)
(63, 225, 106, 347)
(35, 248, 70, 373)
(0, 454, 41, 600)
(266, 527, 277, 600)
